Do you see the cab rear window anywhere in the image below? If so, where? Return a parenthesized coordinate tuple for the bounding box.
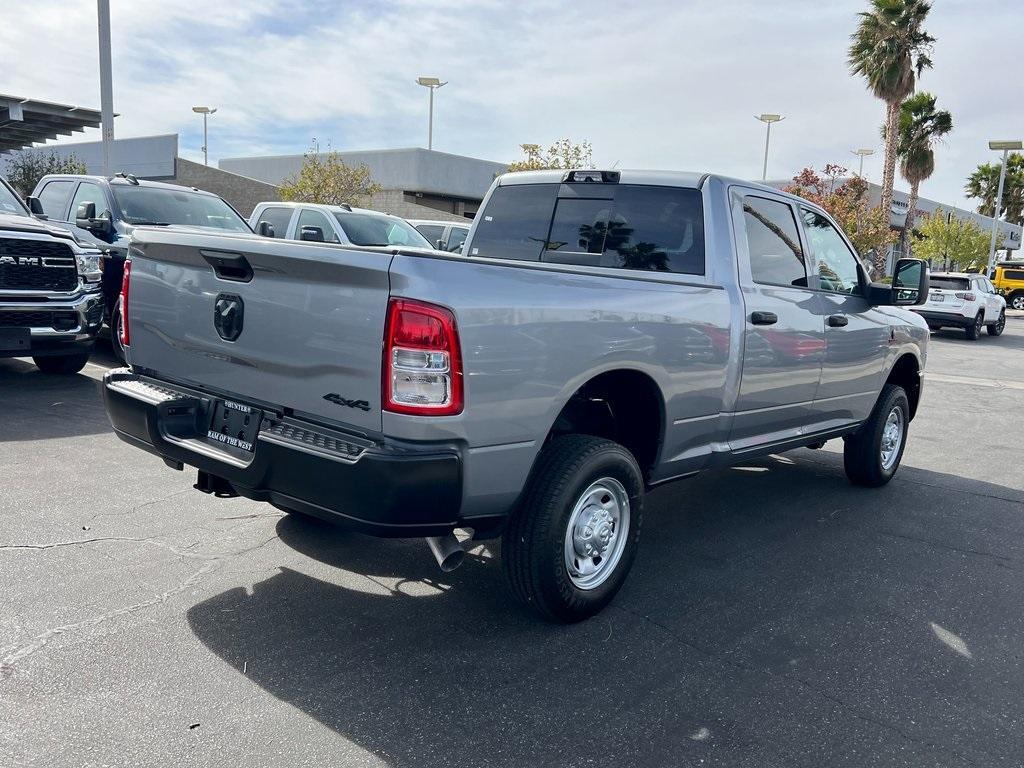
(470, 182, 705, 275)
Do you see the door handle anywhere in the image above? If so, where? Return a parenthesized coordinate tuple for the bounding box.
(827, 314, 849, 327)
(750, 311, 778, 325)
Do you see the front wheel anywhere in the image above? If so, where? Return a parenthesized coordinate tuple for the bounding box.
(965, 312, 983, 340)
(1010, 293, 1024, 311)
(109, 304, 126, 364)
(502, 435, 643, 622)
(33, 352, 90, 375)
(987, 309, 1006, 336)
(843, 384, 909, 487)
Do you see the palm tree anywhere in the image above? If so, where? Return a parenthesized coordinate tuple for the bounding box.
(966, 154, 1024, 227)
(894, 92, 952, 251)
(848, 0, 935, 274)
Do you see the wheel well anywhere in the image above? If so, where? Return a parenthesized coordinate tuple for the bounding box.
(548, 370, 664, 480)
(886, 354, 921, 420)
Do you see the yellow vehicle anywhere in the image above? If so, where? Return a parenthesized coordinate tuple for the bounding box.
(990, 262, 1024, 310)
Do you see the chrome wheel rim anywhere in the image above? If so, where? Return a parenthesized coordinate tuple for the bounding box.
(880, 407, 904, 471)
(1013, 297, 1024, 310)
(563, 478, 630, 591)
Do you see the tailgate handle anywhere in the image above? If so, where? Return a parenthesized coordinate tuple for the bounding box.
(201, 251, 253, 283)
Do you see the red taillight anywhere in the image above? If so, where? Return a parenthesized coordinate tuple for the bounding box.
(119, 259, 131, 347)
(383, 298, 463, 416)
(954, 291, 976, 301)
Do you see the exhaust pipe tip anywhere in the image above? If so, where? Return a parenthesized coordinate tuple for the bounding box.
(426, 534, 465, 572)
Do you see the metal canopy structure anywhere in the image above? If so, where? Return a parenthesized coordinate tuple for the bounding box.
(0, 94, 104, 153)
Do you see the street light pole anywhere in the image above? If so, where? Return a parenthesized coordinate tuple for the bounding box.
(192, 106, 217, 166)
(986, 140, 1023, 274)
(755, 114, 784, 181)
(416, 77, 447, 151)
(852, 148, 875, 178)
(97, 0, 114, 176)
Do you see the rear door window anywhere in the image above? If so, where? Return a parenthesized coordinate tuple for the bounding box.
(1004, 269, 1024, 281)
(37, 180, 75, 220)
(469, 184, 559, 262)
(254, 206, 293, 238)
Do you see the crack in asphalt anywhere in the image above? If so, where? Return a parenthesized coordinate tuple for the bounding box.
(0, 534, 279, 671)
(609, 604, 984, 766)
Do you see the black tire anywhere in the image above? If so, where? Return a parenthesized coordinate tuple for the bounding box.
(987, 309, 1006, 337)
(109, 304, 126, 364)
(502, 435, 643, 623)
(843, 384, 910, 487)
(1010, 292, 1024, 311)
(32, 353, 90, 375)
(965, 312, 983, 340)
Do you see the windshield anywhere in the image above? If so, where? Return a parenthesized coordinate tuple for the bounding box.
(0, 181, 29, 217)
(333, 211, 431, 248)
(110, 185, 251, 231)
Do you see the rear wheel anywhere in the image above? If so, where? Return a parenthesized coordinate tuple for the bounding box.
(33, 353, 90, 375)
(965, 312, 983, 340)
(1010, 293, 1024, 311)
(502, 435, 643, 622)
(843, 384, 909, 487)
(987, 309, 1006, 337)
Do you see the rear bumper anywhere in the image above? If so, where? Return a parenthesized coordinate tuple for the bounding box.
(912, 309, 972, 327)
(102, 369, 464, 537)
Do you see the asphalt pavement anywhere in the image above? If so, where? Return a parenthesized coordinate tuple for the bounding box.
(2, 320, 1024, 767)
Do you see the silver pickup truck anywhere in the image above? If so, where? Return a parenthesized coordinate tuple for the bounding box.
(102, 170, 929, 621)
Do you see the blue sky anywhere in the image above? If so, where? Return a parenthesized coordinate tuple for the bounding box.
(2, 0, 1020, 209)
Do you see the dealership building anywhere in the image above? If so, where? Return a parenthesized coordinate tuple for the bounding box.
(2, 127, 1019, 264)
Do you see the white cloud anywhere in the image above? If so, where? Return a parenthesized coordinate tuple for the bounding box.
(1, 0, 1018, 209)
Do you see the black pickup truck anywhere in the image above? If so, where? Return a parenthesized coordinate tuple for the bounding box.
(28, 173, 253, 361)
(0, 176, 104, 373)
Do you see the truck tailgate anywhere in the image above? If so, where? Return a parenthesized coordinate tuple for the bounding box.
(126, 228, 390, 433)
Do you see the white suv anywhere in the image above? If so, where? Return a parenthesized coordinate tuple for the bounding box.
(912, 271, 1006, 339)
(249, 202, 434, 251)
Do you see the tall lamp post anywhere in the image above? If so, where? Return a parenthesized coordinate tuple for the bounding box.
(851, 148, 875, 178)
(755, 113, 784, 181)
(192, 106, 217, 166)
(416, 77, 447, 151)
(986, 140, 1023, 274)
(97, 0, 114, 176)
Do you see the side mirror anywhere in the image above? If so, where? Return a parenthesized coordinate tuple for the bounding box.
(257, 221, 275, 238)
(299, 225, 324, 242)
(27, 196, 46, 218)
(75, 202, 114, 237)
(892, 258, 929, 305)
(75, 201, 96, 224)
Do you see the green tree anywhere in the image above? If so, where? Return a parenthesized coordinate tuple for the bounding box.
(848, 0, 934, 274)
(507, 139, 593, 172)
(4, 150, 87, 196)
(914, 208, 991, 271)
(892, 91, 952, 250)
(279, 140, 382, 206)
(965, 153, 1024, 227)
(785, 164, 896, 274)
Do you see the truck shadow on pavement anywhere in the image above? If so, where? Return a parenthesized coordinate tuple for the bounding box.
(186, 449, 1024, 767)
(0, 358, 113, 442)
